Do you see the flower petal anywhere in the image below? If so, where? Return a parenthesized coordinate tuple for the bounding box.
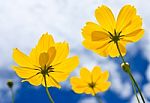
(122, 15, 142, 34)
(91, 31, 110, 41)
(122, 29, 144, 42)
(108, 42, 126, 57)
(80, 68, 91, 83)
(116, 5, 136, 32)
(12, 66, 40, 78)
(39, 52, 49, 67)
(70, 77, 88, 93)
(42, 75, 61, 88)
(82, 22, 108, 40)
(96, 82, 111, 92)
(95, 5, 115, 33)
(22, 73, 43, 86)
(53, 56, 79, 73)
(51, 42, 69, 65)
(29, 48, 40, 66)
(96, 70, 109, 84)
(50, 72, 69, 82)
(36, 32, 54, 53)
(94, 42, 112, 57)
(91, 66, 101, 83)
(47, 47, 56, 66)
(82, 39, 110, 51)
(13, 48, 35, 68)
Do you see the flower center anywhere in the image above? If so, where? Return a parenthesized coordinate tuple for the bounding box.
(88, 82, 96, 88)
(41, 65, 54, 76)
(108, 29, 124, 43)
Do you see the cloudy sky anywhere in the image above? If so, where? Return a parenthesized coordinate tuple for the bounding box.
(0, 0, 150, 103)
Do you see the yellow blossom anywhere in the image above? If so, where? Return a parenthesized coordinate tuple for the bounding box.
(82, 5, 144, 57)
(12, 32, 79, 88)
(70, 66, 111, 96)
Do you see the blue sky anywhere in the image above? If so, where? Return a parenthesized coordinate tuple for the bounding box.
(0, 0, 150, 103)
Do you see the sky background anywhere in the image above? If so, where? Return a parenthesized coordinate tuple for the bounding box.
(0, 0, 150, 103)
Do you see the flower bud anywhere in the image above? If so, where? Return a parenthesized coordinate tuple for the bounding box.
(121, 62, 130, 73)
(7, 80, 13, 89)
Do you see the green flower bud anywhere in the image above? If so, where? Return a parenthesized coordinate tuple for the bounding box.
(7, 80, 13, 89)
(121, 62, 130, 73)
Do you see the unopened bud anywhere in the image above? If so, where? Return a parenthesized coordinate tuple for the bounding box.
(121, 62, 130, 73)
(7, 80, 13, 89)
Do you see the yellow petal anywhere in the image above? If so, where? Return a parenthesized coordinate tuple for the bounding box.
(29, 48, 40, 66)
(91, 31, 110, 41)
(82, 39, 110, 50)
(51, 42, 69, 65)
(96, 70, 109, 84)
(95, 5, 115, 33)
(122, 29, 144, 42)
(36, 33, 54, 53)
(13, 48, 34, 68)
(93, 87, 101, 94)
(12, 66, 40, 78)
(53, 56, 79, 73)
(91, 66, 101, 83)
(47, 47, 56, 66)
(22, 73, 43, 86)
(96, 82, 111, 92)
(122, 15, 142, 34)
(82, 22, 108, 40)
(116, 5, 136, 32)
(50, 72, 69, 82)
(94, 42, 112, 57)
(108, 42, 126, 57)
(39, 52, 49, 67)
(84, 87, 93, 95)
(42, 75, 61, 88)
(70, 77, 88, 93)
(70, 77, 87, 87)
(80, 68, 91, 83)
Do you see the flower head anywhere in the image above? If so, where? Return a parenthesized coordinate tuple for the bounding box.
(82, 5, 144, 57)
(70, 66, 111, 96)
(12, 32, 79, 88)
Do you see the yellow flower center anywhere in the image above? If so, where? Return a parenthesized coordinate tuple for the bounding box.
(88, 82, 96, 88)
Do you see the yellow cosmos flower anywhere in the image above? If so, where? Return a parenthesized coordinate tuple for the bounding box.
(12, 32, 79, 88)
(70, 66, 111, 96)
(82, 5, 144, 57)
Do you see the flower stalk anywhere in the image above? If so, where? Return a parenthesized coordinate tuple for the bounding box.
(115, 42, 145, 103)
(44, 75, 54, 103)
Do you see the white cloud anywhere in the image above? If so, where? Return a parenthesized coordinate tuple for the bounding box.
(146, 64, 150, 82)
(143, 83, 150, 99)
(78, 97, 98, 103)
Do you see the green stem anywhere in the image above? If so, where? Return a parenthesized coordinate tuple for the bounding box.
(10, 88, 14, 103)
(129, 72, 145, 103)
(115, 42, 145, 103)
(115, 42, 126, 64)
(95, 95, 102, 103)
(44, 75, 54, 103)
(129, 74, 140, 103)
